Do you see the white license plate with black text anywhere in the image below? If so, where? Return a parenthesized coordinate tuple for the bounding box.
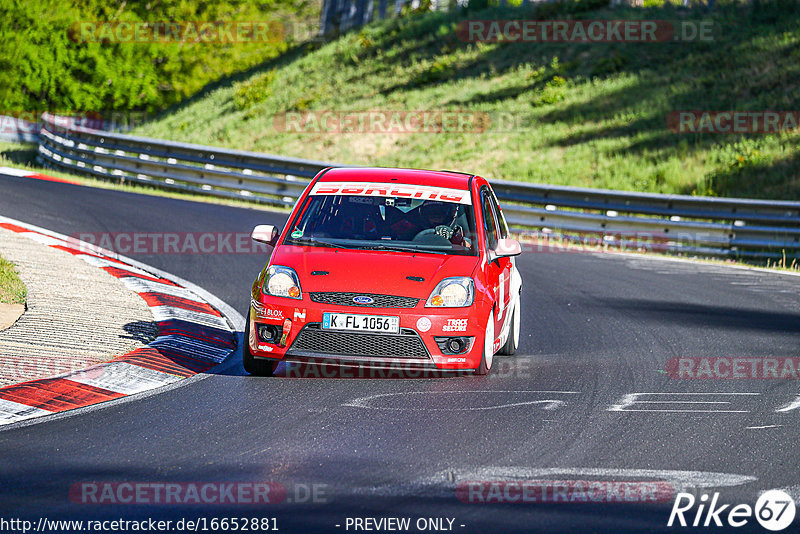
(322, 313, 399, 333)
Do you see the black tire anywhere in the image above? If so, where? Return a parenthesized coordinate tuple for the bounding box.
(498, 301, 519, 356)
(243, 313, 279, 376)
(474, 353, 489, 375)
(474, 310, 495, 376)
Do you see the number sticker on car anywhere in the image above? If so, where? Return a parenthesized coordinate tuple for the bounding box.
(322, 313, 400, 333)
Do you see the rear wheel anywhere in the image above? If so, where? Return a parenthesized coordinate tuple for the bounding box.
(474, 310, 495, 375)
(243, 312, 279, 376)
(498, 299, 520, 356)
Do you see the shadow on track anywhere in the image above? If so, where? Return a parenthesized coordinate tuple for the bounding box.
(596, 299, 800, 335)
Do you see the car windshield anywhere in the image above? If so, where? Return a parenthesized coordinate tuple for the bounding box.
(284, 191, 478, 256)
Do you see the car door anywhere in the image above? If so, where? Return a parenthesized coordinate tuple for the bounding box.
(480, 187, 512, 350)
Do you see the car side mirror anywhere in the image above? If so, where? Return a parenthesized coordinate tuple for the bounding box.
(251, 224, 279, 246)
(494, 238, 522, 258)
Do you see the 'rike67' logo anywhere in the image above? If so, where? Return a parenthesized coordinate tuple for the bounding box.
(668, 490, 796, 531)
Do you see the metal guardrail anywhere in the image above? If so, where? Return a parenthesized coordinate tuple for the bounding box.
(31, 113, 800, 260)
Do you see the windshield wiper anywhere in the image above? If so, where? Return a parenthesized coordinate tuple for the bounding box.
(297, 237, 365, 250)
(290, 237, 337, 248)
(365, 244, 448, 255)
(294, 238, 448, 254)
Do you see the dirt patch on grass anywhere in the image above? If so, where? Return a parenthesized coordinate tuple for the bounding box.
(0, 303, 24, 331)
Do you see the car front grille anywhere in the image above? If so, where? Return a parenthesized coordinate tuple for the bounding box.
(287, 324, 429, 359)
(309, 292, 419, 308)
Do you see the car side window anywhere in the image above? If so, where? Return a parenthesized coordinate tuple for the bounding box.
(489, 189, 509, 239)
(481, 189, 499, 252)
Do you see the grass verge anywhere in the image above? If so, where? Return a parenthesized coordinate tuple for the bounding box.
(0, 255, 26, 305)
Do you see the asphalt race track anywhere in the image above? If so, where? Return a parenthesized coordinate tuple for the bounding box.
(1, 174, 799, 533)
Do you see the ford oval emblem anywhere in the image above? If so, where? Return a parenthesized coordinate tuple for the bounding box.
(353, 295, 374, 305)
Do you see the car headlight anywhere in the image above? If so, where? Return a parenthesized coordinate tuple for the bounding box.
(425, 277, 474, 308)
(263, 265, 302, 299)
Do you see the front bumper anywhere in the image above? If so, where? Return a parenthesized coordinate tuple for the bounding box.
(247, 297, 490, 370)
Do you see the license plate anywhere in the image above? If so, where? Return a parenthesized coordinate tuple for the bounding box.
(322, 313, 400, 333)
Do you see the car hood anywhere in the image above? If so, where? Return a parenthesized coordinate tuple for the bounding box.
(270, 245, 480, 299)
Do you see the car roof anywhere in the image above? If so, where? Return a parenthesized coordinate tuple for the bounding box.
(318, 167, 474, 190)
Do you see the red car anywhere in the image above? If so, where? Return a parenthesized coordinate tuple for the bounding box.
(243, 167, 522, 375)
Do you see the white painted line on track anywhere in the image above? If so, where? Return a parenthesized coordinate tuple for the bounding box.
(776, 395, 800, 413)
(354, 467, 759, 499)
(343, 390, 579, 411)
(441, 468, 758, 489)
(611, 409, 751, 413)
(608, 392, 760, 413)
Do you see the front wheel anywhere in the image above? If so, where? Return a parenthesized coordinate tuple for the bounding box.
(243, 312, 279, 376)
(474, 310, 495, 376)
(498, 300, 520, 356)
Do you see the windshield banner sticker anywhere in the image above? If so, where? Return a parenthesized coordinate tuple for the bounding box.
(310, 182, 472, 205)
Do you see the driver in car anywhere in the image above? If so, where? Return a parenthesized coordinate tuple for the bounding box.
(414, 201, 470, 248)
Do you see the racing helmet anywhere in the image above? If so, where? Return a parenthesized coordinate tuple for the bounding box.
(420, 201, 456, 225)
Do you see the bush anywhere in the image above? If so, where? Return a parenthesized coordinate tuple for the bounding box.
(233, 70, 277, 110)
(528, 75, 568, 107)
(412, 55, 457, 86)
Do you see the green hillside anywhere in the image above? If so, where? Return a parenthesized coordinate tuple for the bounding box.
(133, 0, 800, 199)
